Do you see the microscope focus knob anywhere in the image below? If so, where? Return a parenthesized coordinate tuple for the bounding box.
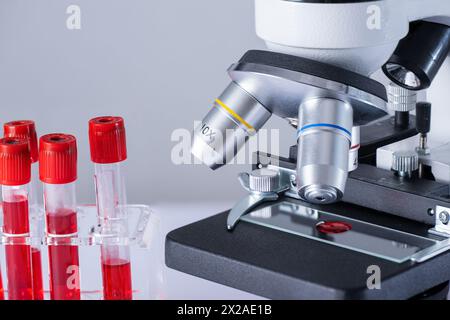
(387, 83, 417, 112)
(249, 168, 280, 193)
(392, 151, 419, 178)
(416, 102, 432, 134)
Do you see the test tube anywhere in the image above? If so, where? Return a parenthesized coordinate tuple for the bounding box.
(0, 137, 34, 300)
(89, 116, 132, 300)
(39, 134, 80, 300)
(3, 120, 44, 300)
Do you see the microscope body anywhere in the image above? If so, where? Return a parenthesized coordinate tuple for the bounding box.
(192, 0, 450, 208)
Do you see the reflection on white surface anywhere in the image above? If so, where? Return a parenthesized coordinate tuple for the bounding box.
(152, 202, 263, 300)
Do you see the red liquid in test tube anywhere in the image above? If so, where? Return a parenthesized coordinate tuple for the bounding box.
(48, 243, 80, 299)
(46, 209, 78, 235)
(3, 196, 33, 300)
(3, 196, 30, 234)
(30, 214, 44, 300)
(101, 259, 133, 300)
(4, 245, 33, 299)
(0, 138, 34, 300)
(46, 209, 79, 299)
(40, 134, 80, 300)
(4, 120, 43, 300)
(0, 268, 4, 300)
(31, 248, 44, 300)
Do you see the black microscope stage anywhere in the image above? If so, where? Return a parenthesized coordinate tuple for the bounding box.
(165, 199, 450, 300)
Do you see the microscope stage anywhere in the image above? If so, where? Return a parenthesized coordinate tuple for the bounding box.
(165, 200, 450, 299)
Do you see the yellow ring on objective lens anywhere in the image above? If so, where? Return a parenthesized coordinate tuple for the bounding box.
(215, 98, 255, 132)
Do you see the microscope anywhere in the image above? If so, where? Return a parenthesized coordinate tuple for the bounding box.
(167, 0, 450, 299)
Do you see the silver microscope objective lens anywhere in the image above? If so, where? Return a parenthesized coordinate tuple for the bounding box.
(191, 82, 271, 170)
(296, 98, 353, 204)
(302, 185, 341, 205)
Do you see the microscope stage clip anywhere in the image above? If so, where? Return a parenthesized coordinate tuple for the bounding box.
(227, 170, 290, 231)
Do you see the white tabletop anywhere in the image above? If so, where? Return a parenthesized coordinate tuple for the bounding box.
(148, 202, 262, 300)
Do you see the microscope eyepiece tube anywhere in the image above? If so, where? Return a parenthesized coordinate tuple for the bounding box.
(296, 98, 353, 204)
(191, 82, 271, 170)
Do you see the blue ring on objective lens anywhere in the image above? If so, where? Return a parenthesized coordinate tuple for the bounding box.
(297, 123, 352, 138)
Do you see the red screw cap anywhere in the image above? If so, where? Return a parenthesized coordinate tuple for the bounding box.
(4, 120, 39, 163)
(39, 134, 77, 184)
(0, 138, 31, 186)
(89, 116, 127, 164)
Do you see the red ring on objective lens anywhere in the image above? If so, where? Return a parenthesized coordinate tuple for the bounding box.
(316, 221, 352, 234)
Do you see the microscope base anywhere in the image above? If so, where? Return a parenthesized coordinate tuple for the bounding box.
(165, 201, 450, 300)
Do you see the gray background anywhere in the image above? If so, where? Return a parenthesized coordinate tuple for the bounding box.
(0, 0, 297, 205)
